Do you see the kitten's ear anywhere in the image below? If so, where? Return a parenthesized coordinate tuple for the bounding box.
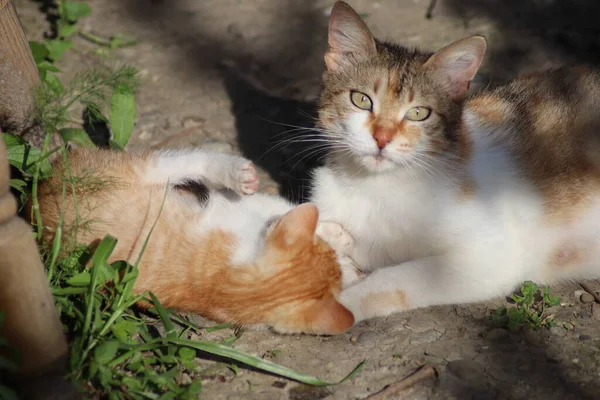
(325, 1, 377, 71)
(271, 203, 319, 247)
(309, 297, 355, 334)
(423, 35, 487, 102)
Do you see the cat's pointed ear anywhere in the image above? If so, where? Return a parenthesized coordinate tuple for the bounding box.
(423, 35, 487, 102)
(271, 203, 319, 247)
(325, 1, 377, 71)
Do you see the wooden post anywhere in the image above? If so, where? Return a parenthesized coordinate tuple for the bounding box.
(0, 0, 45, 148)
(0, 137, 73, 397)
(0, 1, 78, 398)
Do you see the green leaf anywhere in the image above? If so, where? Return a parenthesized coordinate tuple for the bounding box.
(178, 347, 196, 362)
(109, 87, 136, 148)
(542, 286, 561, 307)
(44, 39, 73, 62)
(66, 271, 91, 286)
(181, 381, 202, 399)
(109, 139, 124, 151)
(59, 128, 96, 148)
(36, 61, 61, 73)
(29, 41, 49, 64)
(58, 23, 79, 38)
(94, 340, 120, 365)
(157, 392, 177, 400)
(61, 1, 92, 21)
(111, 320, 138, 343)
(2, 133, 52, 176)
(43, 73, 64, 94)
(97, 365, 113, 387)
(9, 179, 27, 194)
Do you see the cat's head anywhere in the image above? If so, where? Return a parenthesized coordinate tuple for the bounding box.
(318, 1, 486, 173)
(254, 203, 354, 335)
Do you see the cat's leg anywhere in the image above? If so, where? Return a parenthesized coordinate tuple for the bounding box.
(316, 221, 365, 287)
(141, 149, 259, 194)
(340, 255, 522, 322)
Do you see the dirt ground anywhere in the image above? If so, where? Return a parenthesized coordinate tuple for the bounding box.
(13, 0, 600, 398)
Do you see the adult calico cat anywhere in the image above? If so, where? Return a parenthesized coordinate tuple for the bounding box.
(311, 2, 600, 322)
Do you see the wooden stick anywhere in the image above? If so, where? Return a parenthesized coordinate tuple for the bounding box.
(580, 282, 600, 304)
(365, 365, 438, 400)
(0, 0, 45, 148)
(0, 135, 68, 377)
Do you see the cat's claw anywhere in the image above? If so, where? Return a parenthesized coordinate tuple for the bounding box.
(316, 221, 354, 256)
(234, 161, 259, 195)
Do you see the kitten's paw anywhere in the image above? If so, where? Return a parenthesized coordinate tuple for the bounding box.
(232, 160, 259, 195)
(338, 256, 365, 289)
(316, 221, 354, 256)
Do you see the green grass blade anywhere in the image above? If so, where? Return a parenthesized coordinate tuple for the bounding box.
(79, 235, 117, 364)
(149, 293, 176, 339)
(165, 337, 365, 386)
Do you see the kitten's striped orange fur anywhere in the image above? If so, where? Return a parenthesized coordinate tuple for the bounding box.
(34, 148, 354, 334)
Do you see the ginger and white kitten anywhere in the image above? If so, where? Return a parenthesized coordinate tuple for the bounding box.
(311, 2, 600, 322)
(35, 148, 356, 334)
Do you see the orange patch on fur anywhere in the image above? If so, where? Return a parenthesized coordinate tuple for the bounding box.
(549, 245, 583, 269)
(359, 290, 410, 317)
(467, 95, 510, 126)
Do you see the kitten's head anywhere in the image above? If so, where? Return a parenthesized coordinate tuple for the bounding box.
(318, 1, 486, 173)
(254, 203, 354, 335)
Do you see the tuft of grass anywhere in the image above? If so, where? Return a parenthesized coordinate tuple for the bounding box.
(491, 281, 561, 331)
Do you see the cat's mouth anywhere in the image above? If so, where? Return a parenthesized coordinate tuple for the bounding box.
(360, 152, 396, 172)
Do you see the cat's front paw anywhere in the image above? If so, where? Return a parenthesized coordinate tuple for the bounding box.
(316, 221, 354, 256)
(232, 160, 259, 195)
(338, 255, 366, 289)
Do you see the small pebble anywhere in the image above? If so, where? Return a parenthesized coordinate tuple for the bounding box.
(350, 336, 358, 343)
(580, 312, 591, 321)
(357, 331, 378, 345)
(580, 292, 595, 304)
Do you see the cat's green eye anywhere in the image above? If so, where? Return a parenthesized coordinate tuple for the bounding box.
(350, 91, 373, 111)
(404, 107, 431, 121)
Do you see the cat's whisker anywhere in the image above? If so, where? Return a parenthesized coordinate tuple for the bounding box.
(289, 144, 349, 171)
(260, 135, 342, 159)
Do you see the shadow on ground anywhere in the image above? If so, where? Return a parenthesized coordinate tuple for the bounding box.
(120, 0, 326, 203)
(445, 0, 600, 83)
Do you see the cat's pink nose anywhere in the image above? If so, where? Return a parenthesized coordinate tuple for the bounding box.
(373, 128, 394, 149)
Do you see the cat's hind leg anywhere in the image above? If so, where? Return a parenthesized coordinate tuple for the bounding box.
(141, 149, 259, 194)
